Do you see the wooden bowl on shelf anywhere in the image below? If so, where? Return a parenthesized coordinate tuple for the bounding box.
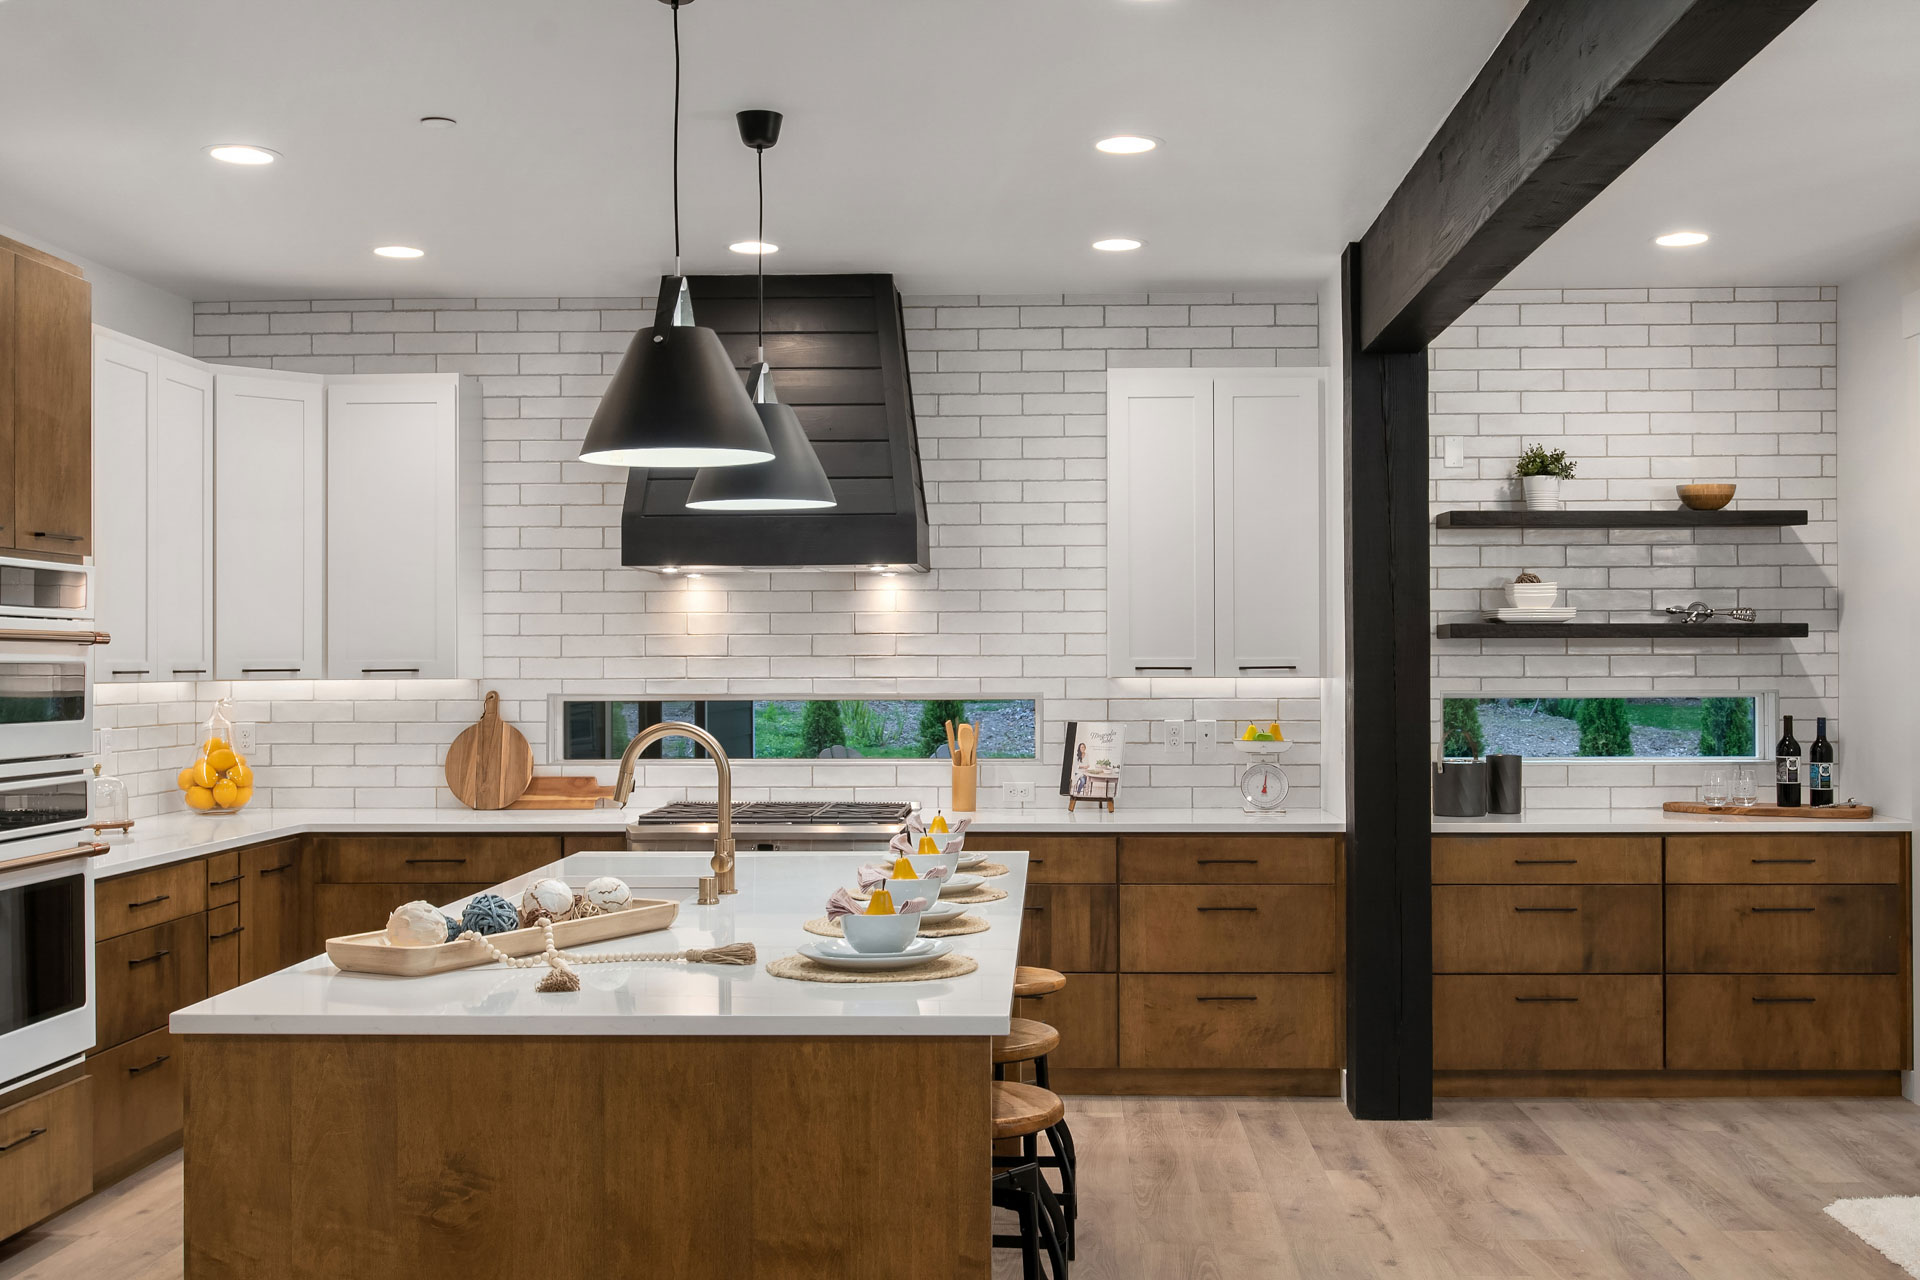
(1677, 483, 1735, 510)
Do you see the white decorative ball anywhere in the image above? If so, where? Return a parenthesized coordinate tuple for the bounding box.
(585, 876, 631, 912)
(522, 878, 576, 920)
(386, 900, 451, 947)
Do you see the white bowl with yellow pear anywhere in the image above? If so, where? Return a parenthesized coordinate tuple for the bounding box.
(1235, 722, 1291, 754)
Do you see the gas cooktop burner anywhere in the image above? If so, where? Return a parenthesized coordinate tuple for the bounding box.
(628, 800, 915, 827)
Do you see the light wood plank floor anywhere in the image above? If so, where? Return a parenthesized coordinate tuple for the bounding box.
(5, 1097, 1919, 1279)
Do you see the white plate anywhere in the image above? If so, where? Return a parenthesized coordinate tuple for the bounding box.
(919, 898, 967, 922)
(1491, 606, 1576, 622)
(799, 938, 953, 971)
(956, 850, 989, 869)
(940, 873, 984, 896)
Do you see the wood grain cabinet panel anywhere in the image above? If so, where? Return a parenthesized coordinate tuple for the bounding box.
(1015, 973, 1117, 1070)
(1118, 835, 1336, 884)
(561, 833, 628, 857)
(314, 882, 491, 944)
(1120, 884, 1336, 973)
(87, 1028, 183, 1183)
(1432, 885, 1662, 974)
(316, 834, 561, 886)
(95, 859, 206, 940)
(1432, 975, 1663, 1071)
(1667, 975, 1906, 1071)
(204, 850, 243, 908)
(1016, 884, 1117, 972)
(1119, 974, 1339, 1069)
(11, 253, 91, 556)
(959, 834, 1114, 884)
(1666, 884, 1904, 974)
(240, 839, 305, 981)
(206, 903, 243, 996)
(0, 251, 15, 545)
(1431, 836, 1660, 884)
(95, 914, 207, 1050)
(0, 1077, 91, 1240)
(1666, 835, 1904, 884)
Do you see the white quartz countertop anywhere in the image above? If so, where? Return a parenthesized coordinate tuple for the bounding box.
(170, 852, 1027, 1037)
(1433, 810, 1911, 834)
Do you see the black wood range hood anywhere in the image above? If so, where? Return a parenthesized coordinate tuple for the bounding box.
(619, 272, 928, 571)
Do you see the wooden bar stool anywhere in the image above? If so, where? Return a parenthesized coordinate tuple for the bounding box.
(1014, 965, 1066, 998)
(994, 1006, 1078, 1256)
(992, 1081, 1069, 1279)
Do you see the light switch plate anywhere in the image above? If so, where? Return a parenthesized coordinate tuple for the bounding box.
(1443, 435, 1464, 468)
(232, 722, 257, 755)
(1165, 718, 1186, 749)
(1196, 719, 1219, 745)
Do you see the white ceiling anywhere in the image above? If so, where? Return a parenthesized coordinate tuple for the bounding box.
(1509, 0, 1920, 290)
(0, 0, 1523, 301)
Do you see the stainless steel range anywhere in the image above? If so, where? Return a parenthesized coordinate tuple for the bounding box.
(625, 800, 916, 852)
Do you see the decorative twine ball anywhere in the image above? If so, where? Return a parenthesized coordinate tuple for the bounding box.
(585, 876, 631, 912)
(461, 893, 520, 936)
(444, 914, 464, 942)
(386, 900, 451, 948)
(569, 893, 605, 920)
(522, 878, 575, 920)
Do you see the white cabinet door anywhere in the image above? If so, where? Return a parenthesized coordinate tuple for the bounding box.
(1107, 370, 1215, 677)
(92, 331, 155, 681)
(214, 371, 325, 679)
(1214, 374, 1323, 677)
(324, 375, 477, 678)
(151, 356, 214, 680)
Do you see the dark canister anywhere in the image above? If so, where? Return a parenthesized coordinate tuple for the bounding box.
(1431, 759, 1489, 817)
(1487, 754, 1523, 814)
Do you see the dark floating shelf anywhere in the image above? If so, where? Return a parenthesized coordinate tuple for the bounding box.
(1434, 509, 1808, 529)
(1436, 622, 1809, 640)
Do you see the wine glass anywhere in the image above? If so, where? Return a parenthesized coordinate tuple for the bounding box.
(1702, 768, 1730, 808)
(1732, 767, 1758, 808)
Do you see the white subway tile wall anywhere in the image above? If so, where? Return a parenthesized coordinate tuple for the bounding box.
(98, 290, 1327, 819)
(1430, 286, 1839, 817)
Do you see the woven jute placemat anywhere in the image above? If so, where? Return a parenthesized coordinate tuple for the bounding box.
(767, 953, 979, 984)
(968, 861, 1010, 878)
(804, 913, 989, 939)
(849, 883, 1008, 906)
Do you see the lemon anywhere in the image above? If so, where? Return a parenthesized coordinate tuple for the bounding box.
(209, 747, 238, 773)
(212, 779, 239, 808)
(203, 736, 229, 755)
(190, 758, 218, 788)
(177, 766, 196, 791)
(233, 785, 253, 809)
(185, 785, 216, 811)
(228, 761, 253, 789)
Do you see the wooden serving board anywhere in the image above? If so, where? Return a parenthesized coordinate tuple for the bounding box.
(1663, 801, 1875, 819)
(444, 691, 534, 810)
(325, 897, 679, 977)
(506, 776, 616, 810)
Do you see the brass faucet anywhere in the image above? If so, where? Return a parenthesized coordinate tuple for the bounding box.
(613, 721, 737, 894)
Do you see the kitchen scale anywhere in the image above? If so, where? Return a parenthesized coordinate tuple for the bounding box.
(1235, 739, 1290, 813)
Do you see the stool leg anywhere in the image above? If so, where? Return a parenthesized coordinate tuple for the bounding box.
(1046, 1119, 1078, 1259)
(991, 1166, 1043, 1280)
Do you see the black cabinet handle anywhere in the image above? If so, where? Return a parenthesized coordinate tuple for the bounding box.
(1029, 859, 1044, 866)
(1752, 858, 1815, 865)
(404, 857, 468, 865)
(0, 1127, 46, 1154)
(240, 667, 302, 674)
(1753, 996, 1816, 1004)
(127, 893, 171, 908)
(1514, 906, 1577, 913)
(1196, 995, 1258, 1002)
(128, 1055, 171, 1076)
(207, 874, 243, 888)
(209, 926, 245, 940)
(1238, 664, 1297, 671)
(259, 864, 293, 876)
(1514, 996, 1579, 1003)
(361, 668, 421, 674)
(1197, 906, 1258, 913)
(1197, 859, 1258, 866)
(1514, 859, 1576, 866)
(128, 949, 171, 967)
(1023, 905, 1044, 912)
(110, 668, 151, 676)
(30, 531, 83, 542)
(1134, 665, 1193, 671)
(172, 668, 207, 675)
(1751, 906, 1815, 913)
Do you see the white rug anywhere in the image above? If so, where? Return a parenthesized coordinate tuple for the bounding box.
(1826, 1196, 1920, 1277)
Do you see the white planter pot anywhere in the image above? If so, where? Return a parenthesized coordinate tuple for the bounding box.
(1522, 475, 1563, 510)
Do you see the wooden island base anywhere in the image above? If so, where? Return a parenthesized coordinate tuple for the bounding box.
(183, 1034, 990, 1279)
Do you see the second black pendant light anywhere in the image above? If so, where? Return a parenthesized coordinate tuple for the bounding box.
(685, 110, 837, 512)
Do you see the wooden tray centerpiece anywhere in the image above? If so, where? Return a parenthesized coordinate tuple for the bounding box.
(1663, 800, 1875, 820)
(327, 897, 680, 978)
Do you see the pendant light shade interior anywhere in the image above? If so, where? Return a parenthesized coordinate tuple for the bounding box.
(687, 365, 837, 510)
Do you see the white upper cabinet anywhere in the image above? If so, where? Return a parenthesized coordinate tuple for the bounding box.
(1107, 367, 1325, 679)
(151, 356, 214, 680)
(92, 330, 155, 680)
(214, 370, 325, 680)
(324, 375, 479, 679)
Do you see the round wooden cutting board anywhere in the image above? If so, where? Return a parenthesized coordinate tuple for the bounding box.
(444, 691, 534, 810)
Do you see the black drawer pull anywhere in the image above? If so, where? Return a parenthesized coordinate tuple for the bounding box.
(1513, 906, 1577, 913)
(1197, 859, 1258, 866)
(1752, 996, 1816, 1004)
(1514, 996, 1579, 1003)
(172, 668, 207, 675)
(362, 667, 421, 674)
(0, 1127, 46, 1154)
(128, 949, 171, 967)
(207, 874, 243, 888)
(1197, 906, 1258, 913)
(1751, 906, 1814, 913)
(209, 926, 245, 940)
(1029, 859, 1044, 865)
(1514, 859, 1576, 866)
(30, 531, 84, 542)
(240, 667, 302, 674)
(1197, 995, 1258, 1002)
(126, 893, 171, 908)
(1023, 905, 1044, 912)
(1752, 858, 1815, 865)
(110, 668, 150, 676)
(127, 1055, 171, 1076)
(405, 857, 468, 865)
(259, 864, 293, 876)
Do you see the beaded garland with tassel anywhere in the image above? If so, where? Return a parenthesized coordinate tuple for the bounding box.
(458, 918, 758, 992)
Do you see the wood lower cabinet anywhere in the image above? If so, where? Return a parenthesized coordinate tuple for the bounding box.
(240, 838, 306, 981)
(95, 858, 206, 940)
(1666, 883, 1903, 974)
(314, 881, 491, 944)
(316, 833, 559, 886)
(1665, 834, 1903, 884)
(1016, 883, 1117, 972)
(1666, 976, 1906, 1071)
(1118, 835, 1336, 884)
(1119, 974, 1339, 1069)
(1432, 884, 1662, 974)
(1015, 973, 1117, 1070)
(0, 1077, 92, 1240)
(962, 833, 1115, 884)
(1120, 883, 1337, 972)
(1432, 836, 1659, 885)
(1433, 975, 1663, 1071)
(95, 915, 208, 1050)
(206, 904, 243, 996)
(87, 1029, 183, 1183)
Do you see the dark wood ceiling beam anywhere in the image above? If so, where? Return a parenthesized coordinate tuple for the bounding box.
(1357, 0, 1817, 353)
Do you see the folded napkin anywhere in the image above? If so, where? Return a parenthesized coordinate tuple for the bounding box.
(825, 887, 861, 920)
(856, 862, 892, 891)
(922, 864, 951, 883)
(889, 830, 915, 856)
(897, 897, 929, 914)
(906, 815, 972, 835)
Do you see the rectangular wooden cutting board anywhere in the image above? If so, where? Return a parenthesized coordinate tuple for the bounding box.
(1663, 801, 1874, 819)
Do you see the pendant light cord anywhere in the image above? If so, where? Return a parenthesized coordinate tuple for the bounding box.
(671, 0, 682, 276)
(756, 146, 766, 363)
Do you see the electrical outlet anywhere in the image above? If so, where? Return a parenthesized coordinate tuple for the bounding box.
(1196, 719, 1219, 745)
(232, 722, 257, 755)
(1007, 782, 1035, 803)
(1164, 718, 1186, 749)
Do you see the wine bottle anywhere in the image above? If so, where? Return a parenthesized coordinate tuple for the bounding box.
(1810, 716, 1834, 807)
(1775, 714, 1802, 807)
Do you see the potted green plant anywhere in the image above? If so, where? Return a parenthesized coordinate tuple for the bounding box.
(1514, 443, 1577, 511)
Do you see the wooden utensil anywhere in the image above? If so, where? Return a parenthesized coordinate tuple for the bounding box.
(444, 691, 534, 810)
(507, 776, 616, 811)
(945, 719, 957, 759)
(957, 722, 975, 765)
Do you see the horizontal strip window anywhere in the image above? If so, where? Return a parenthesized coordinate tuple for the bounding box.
(1439, 692, 1773, 763)
(552, 696, 1038, 763)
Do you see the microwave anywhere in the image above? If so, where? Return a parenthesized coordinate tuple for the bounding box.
(0, 624, 100, 762)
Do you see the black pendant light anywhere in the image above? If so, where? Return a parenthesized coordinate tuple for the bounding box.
(579, 0, 771, 469)
(686, 111, 837, 511)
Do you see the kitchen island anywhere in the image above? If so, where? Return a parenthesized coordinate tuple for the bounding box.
(169, 850, 1027, 1280)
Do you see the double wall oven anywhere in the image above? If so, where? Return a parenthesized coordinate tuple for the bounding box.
(0, 556, 108, 1090)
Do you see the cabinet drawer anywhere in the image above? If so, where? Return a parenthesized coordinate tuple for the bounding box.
(1666, 835, 1905, 884)
(317, 834, 561, 884)
(314, 882, 491, 944)
(95, 914, 208, 1050)
(959, 834, 1114, 884)
(1016, 884, 1117, 972)
(1666, 975, 1907, 1071)
(88, 1027, 183, 1182)
(1119, 974, 1338, 1069)
(1119, 835, 1335, 884)
(96, 859, 206, 940)
(206, 903, 242, 996)
(1119, 885, 1335, 973)
(561, 833, 628, 857)
(204, 850, 243, 908)
(1432, 975, 1663, 1071)
(1432, 885, 1661, 974)
(0, 1077, 91, 1241)
(1666, 884, 1904, 973)
(1432, 837, 1659, 884)
(1015, 973, 1117, 1069)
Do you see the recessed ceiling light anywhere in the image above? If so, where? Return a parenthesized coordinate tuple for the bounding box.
(206, 144, 277, 166)
(418, 116, 458, 129)
(1095, 135, 1158, 155)
(1092, 238, 1143, 252)
(373, 245, 425, 259)
(729, 240, 779, 255)
(1655, 230, 1709, 247)
(685, 571, 704, 579)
